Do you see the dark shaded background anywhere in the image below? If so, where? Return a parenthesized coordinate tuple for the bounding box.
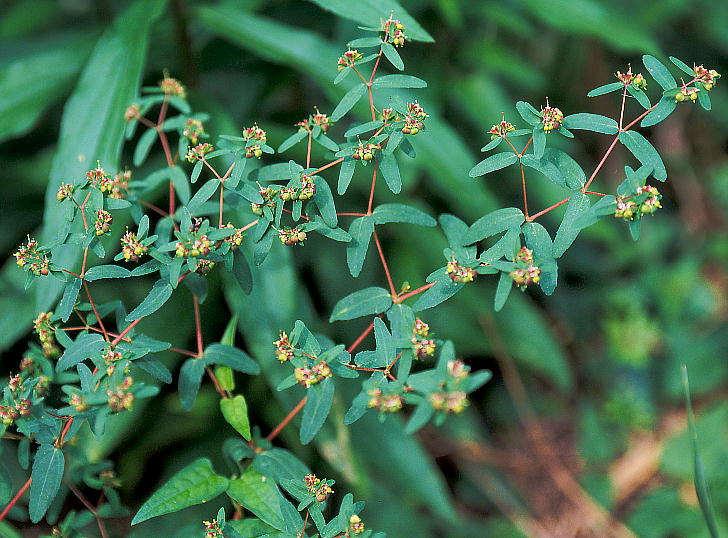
(1, 0, 728, 536)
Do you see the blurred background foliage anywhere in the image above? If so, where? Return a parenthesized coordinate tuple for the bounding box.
(1, 0, 728, 536)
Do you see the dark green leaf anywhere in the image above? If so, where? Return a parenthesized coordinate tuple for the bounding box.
(372, 203, 435, 227)
(337, 159, 356, 195)
(562, 113, 618, 134)
(226, 468, 284, 531)
(468, 152, 518, 177)
(29, 444, 65, 523)
(346, 216, 374, 277)
(627, 85, 651, 109)
(278, 130, 307, 153)
(300, 377, 335, 444)
(463, 208, 525, 245)
(178, 358, 206, 411)
(187, 179, 219, 214)
(381, 42, 404, 70)
(643, 54, 677, 90)
(133, 128, 158, 166)
(312, 176, 337, 227)
(126, 279, 173, 321)
(641, 97, 677, 127)
(331, 84, 366, 122)
(587, 82, 623, 97)
(378, 152, 401, 193)
(344, 121, 383, 138)
(553, 193, 590, 258)
(83, 264, 132, 281)
(669, 56, 695, 76)
(532, 126, 545, 159)
(372, 74, 427, 89)
(412, 278, 463, 311)
(330, 287, 392, 322)
(618, 131, 667, 181)
(494, 272, 513, 312)
(131, 458, 229, 525)
(57, 277, 82, 322)
(232, 249, 252, 294)
(205, 344, 260, 375)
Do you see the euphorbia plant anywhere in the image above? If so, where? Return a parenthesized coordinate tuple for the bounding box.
(1, 8, 720, 537)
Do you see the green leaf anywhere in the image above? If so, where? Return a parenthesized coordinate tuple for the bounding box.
(344, 121, 383, 138)
(627, 85, 651, 109)
(532, 126, 546, 159)
(278, 130, 308, 153)
(131, 458, 229, 525)
(378, 152, 402, 193)
(405, 400, 435, 434)
(315, 133, 339, 152)
(331, 84, 366, 122)
(373, 318, 394, 367)
(178, 358, 206, 411)
(126, 279, 174, 321)
(643, 54, 677, 90)
(307, 0, 434, 42)
(618, 131, 667, 181)
(312, 176, 337, 227)
(226, 468, 285, 531)
(29, 444, 65, 523)
(463, 208, 525, 245)
(0, 462, 10, 506)
(169, 166, 192, 205)
(587, 82, 623, 97)
(372, 203, 436, 227)
(641, 97, 677, 127)
(133, 127, 158, 166)
(338, 159, 356, 195)
(205, 344, 260, 375)
(232, 249, 252, 294)
(562, 113, 618, 134)
(522, 148, 586, 190)
(553, 193, 590, 258)
(347, 36, 383, 48)
(56, 332, 105, 372)
(697, 86, 712, 111)
(468, 152, 518, 177)
(330, 287, 392, 322)
(381, 42, 404, 70)
(0, 33, 94, 142)
(300, 377, 335, 444)
(187, 179, 219, 214)
(220, 395, 251, 441)
(346, 216, 374, 277)
(57, 277, 82, 322)
(669, 56, 695, 76)
(681, 366, 720, 538)
(515, 100, 541, 126)
(494, 272, 513, 312)
(33, 0, 166, 321)
(372, 74, 427, 89)
(83, 264, 132, 281)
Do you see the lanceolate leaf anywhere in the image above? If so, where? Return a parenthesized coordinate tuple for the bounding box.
(29, 444, 65, 523)
(372, 74, 427, 89)
(587, 82, 623, 97)
(300, 377, 335, 444)
(56, 332, 105, 372)
(553, 193, 590, 258)
(331, 84, 366, 122)
(372, 204, 436, 227)
(642, 54, 677, 90)
(131, 458, 229, 525)
(468, 152, 518, 177)
(378, 152, 402, 194)
(330, 287, 392, 322)
(178, 358, 206, 411)
(641, 97, 677, 128)
(338, 159, 356, 195)
(463, 208, 525, 245)
(83, 264, 132, 281)
(494, 272, 513, 312)
(57, 277, 82, 322)
(126, 279, 174, 321)
(312, 175, 337, 227)
(187, 179, 220, 213)
(205, 343, 260, 374)
(618, 131, 667, 181)
(381, 42, 404, 70)
(346, 216, 374, 277)
(562, 113, 619, 134)
(226, 468, 285, 530)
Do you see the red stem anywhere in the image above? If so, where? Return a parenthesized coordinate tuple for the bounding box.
(393, 281, 435, 304)
(313, 158, 344, 175)
(266, 397, 307, 442)
(347, 321, 375, 353)
(373, 232, 397, 297)
(192, 295, 204, 357)
(0, 478, 32, 522)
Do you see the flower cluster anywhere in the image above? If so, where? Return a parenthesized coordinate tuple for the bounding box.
(195, 259, 216, 275)
(367, 388, 403, 413)
(222, 222, 245, 249)
(401, 101, 428, 135)
(488, 117, 516, 139)
(278, 227, 306, 246)
(243, 124, 267, 159)
(106, 170, 131, 199)
(0, 397, 31, 425)
(186, 142, 213, 163)
(615, 185, 662, 220)
(411, 318, 436, 359)
(337, 49, 363, 71)
(183, 118, 206, 144)
(384, 18, 407, 47)
(294, 361, 332, 388)
(348, 515, 366, 535)
(429, 390, 468, 414)
(34, 311, 58, 357)
(14, 236, 50, 276)
(446, 260, 476, 283)
(203, 519, 223, 538)
(273, 331, 295, 363)
(675, 84, 700, 102)
(159, 76, 186, 99)
(120, 229, 148, 262)
(95, 210, 113, 236)
(175, 234, 212, 258)
(107, 377, 135, 413)
(124, 104, 140, 122)
(352, 142, 378, 161)
(103, 348, 123, 376)
(694, 64, 720, 91)
(541, 103, 564, 132)
(251, 186, 279, 215)
(615, 67, 647, 90)
(637, 185, 662, 214)
(296, 109, 333, 133)
(509, 247, 541, 289)
(281, 174, 316, 201)
(304, 474, 334, 502)
(56, 183, 74, 202)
